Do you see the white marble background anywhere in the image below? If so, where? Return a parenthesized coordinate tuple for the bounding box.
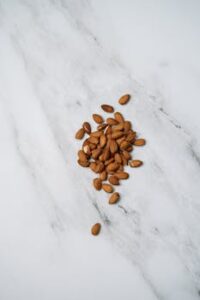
(0, 1, 200, 299)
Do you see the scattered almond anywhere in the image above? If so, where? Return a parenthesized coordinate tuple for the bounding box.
(91, 223, 101, 235)
(102, 184, 113, 193)
(109, 192, 120, 204)
(82, 122, 91, 134)
(115, 171, 129, 179)
(114, 112, 124, 123)
(134, 139, 146, 146)
(75, 128, 85, 139)
(129, 160, 143, 167)
(78, 150, 88, 162)
(110, 139, 118, 154)
(93, 178, 102, 190)
(106, 118, 118, 126)
(93, 114, 104, 124)
(108, 175, 119, 185)
(118, 94, 130, 105)
(101, 104, 114, 113)
(99, 170, 107, 181)
(100, 134, 107, 148)
(78, 159, 89, 167)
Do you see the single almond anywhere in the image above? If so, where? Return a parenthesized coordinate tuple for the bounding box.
(113, 123, 124, 131)
(109, 192, 120, 204)
(90, 131, 102, 138)
(78, 150, 88, 162)
(114, 153, 122, 164)
(82, 122, 91, 134)
(115, 171, 129, 179)
(134, 139, 146, 146)
(75, 128, 85, 139)
(100, 134, 107, 148)
(129, 160, 143, 167)
(122, 150, 131, 160)
(106, 162, 119, 172)
(95, 162, 105, 173)
(78, 159, 89, 167)
(90, 162, 97, 172)
(111, 131, 124, 139)
(101, 104, 114, 113)
(91, 223, 101, 235)
(120, 140, 130, 150)
(102, 183, 113, 193)
(105, 157, 114, 166)
(99, 170, 107, 181)
(92, 148, 102, 159)
(106, 118, 118, 126)
(93, 178, 102, 190)
(97, 123, 108, 131)
(114, 112, 124, 123)
(118, 94, 130, 105)
(123, 121, 132, 133)
(88, 136, 99, 144)
(116, 136, 126, 146)
(92, 114, 104, 124)
(108, 175, 119, 185)
(126, 131, 136, 142)
(110, 139, 118, 154)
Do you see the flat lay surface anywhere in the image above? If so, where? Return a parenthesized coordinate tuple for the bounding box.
(0, 1, 200, 299)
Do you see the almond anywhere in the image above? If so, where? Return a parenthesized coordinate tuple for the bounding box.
(90, 162, 97, 172)
(99, 170, 107, 181)
(129, 160, 143, 167)
(109, 192, 120, 204)
(134, 139, 146, 146)
(106, 162, 119, 172)
(121, 154, 128, 165)
(110, 139, 118, 154)
(123, 121, 131, 133)
(116, 136, 126, 146)
(92, 114, 104, 124)
(126, 131, 136, 142)
(106, 118, 118, 126)
(122, 150, 131, 160)
(92, 148, 102, 159)
(102, 148, 110, 161)
(75, 128, 85, 139)
(88, 136, 99, 144)
(118, 94, 130, 105)
(78, 159, 89, 167)
(101, 104, 114, 113)
(78, 150, 88, 162)
(113, 123, 124, 131)
(100, 134, 107, 148)
(114, 153, 122, 164)
(126, 145, 133, 152)
(108, 175, 119, 185)
(83, 145, 91, 156)
(89, 143, 97, 150)
(91, 223, 101, 235)
(97, 123, 108, 131)
(102, 183, 113, 193)
(82, 122, 91, 134)
(120, 140, 130, 150)
(93, 178, 102, 190)
(114, 112, 124, 123)
(111, 131, 124, 139)
(115, 171, 129, 179)
(95, 162, 105, 173)
(105, 126, 112, 135)
(105, 157, 114, 166)
(118, 164, 124, 171)
(90, 131, 102, 138)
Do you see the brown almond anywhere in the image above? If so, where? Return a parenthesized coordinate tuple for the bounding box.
(75, 128, 85, 139)
(82, 122, 91, 134)
(126, 131, 136, 142)
(118, 164, 124, 171)
(123, 121, 132, 133)
(118, 94, 130, 105)
(89, 143, 97, 150)
(106, 118, 118, 126)
(122, 150, 131, 160)
(106, 162, 119, 172)
(100, 134, 107, 148)
(88, 136, 99, 144)
(83, 145, 91, 156)
(109, 192, 120, 204)
(91, 223, 101, 236)
(114, 153, 122, 164)
(99, 170, 107, 181)
(116, 136, 126, 146)
(97, 123, 108, 131)
(126, 145, 133, 152)
(120, 140, 130, 150)
(93, 178, 102, 190)
(78, 159, 89, 167)
(113, 123, 124, 131)
(115, 171, 129, 179)
(134, 139, 146, 146)
(108, 175, 119, 185)
(95, 162, 105, 173)
(102, 148, 110, 161)
(92, 148, 102, 159)
(105, 157, 114, 166)
(102, 183, 113, 193)
(90, 162, 97, 172)
(110, 139, 118, 154)
(90, 131, 102, 138)
(101, 104, 114, 113)
(92, 114, 104, 124)
(105, 126, 112, 135)
(111, 131, 124, 139)
(114, 112, 124, 123)
(78, 150, 88, 162)
(121, 154, 128, 165)
(129, 160, 143, 168)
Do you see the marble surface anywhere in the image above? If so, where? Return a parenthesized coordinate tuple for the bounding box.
(0, 1, 200, 299)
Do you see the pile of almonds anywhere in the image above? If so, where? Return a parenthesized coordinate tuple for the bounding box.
(75, 94, 145, 236)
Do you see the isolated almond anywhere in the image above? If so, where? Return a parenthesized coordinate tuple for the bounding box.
(113, 123, 124, 131)
(110, 139, 118, 154)
(114, 153, 122, 164)
(134, 139, 146, 146)
(114, 112, 124, 123)
(101, 104, 114, 113)
(92, 148, 102, 159)
(100, 134, 107, 148)
(129, 160, 143, 167)
(97, 123, 108, 131)
(102, 184, 113, 193)
(108, 175, 119, 185)
(75, 128, 85, 139)
(120, 140, 130, 150)
(106, 162, 119, 172)
(78, 159, 89, 167)
(115, 171, 129, 179)
(90, 131, 102, 138)
(82, 122, 91, 134)
(78, 150, 88, 162)
(109, 192, 120, 204)
(91, 223, 101, 235)
(123, 121, 131, 133)
(93, 178, 102, 190)
(106, 118, 118, 126)
(92, 114, 104, 124)
(118, 94, 130, 105)
(99, 170, 107, 181)
(88, 136, 99, 144)
(111, 131, 124, 139)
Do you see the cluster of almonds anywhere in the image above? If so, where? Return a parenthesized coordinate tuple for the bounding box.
(75, 94, 145, 236)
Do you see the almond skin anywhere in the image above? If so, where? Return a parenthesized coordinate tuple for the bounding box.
(100, 134, 107, 148)
(93, 178, 102, 190)
(106, 162, 119, 172)
(115, 171, 129, 179)
(121, 155, 128, 165)
(114, 112, 124, 123)
(75, 128, 85, 139)
(129, 160, 143, 167)
(108, 175, 119, 185)
(99, 170, 107, 181)
(109, 192, 120, 204)
(78, 159, 89, 167)
(92, 114, 104, 124)
(118, 94, 130, 105)
(101, 104, 114, 113)
(116, 136, 125, 146)
(82, 122, 91, 134)
(102, 183, 113, 193)
(106, 118, 118, 126)
(134, 139, 146, 146)
(111, 131, 124, 139)
(78, 150, 88, 162)
(91, 223, 101, 235)
(110, 139, 118, 154)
